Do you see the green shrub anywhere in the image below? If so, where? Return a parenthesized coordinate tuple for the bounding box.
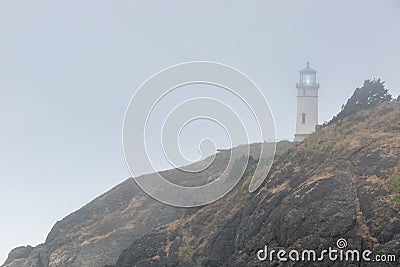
(179, 245, 194, 263)
(390, 173, 400, 209)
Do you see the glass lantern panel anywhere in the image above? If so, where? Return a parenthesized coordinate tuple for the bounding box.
(303, 74, 314, 85)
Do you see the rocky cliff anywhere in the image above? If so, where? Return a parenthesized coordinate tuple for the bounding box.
(5, 99, 400, 267)
(3, 140, 290, 267)
(2, 178, 184, 267)
(115, 101, 400, 266)
(2, 150, 237, 267)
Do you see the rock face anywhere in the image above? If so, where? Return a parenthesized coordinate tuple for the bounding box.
(2, 246, 34, 266)
(2, 178, 185, 267)
(5, 101, 400, 267)
(2, 142, 282, 267)
(1, 150, 235, 267)
(115, 101, 400, 266)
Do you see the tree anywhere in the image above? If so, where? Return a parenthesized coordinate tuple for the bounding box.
(331, 79, 392, 123)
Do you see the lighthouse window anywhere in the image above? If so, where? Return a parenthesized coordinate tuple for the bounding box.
(301, 113, 306, 124)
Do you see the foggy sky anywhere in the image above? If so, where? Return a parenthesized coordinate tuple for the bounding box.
(0, 0, 399, 263)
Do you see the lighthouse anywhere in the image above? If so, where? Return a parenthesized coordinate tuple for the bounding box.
(294, 62, 319, 142)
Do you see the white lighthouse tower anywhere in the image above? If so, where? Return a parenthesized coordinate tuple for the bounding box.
(294, 62, 319, 142)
